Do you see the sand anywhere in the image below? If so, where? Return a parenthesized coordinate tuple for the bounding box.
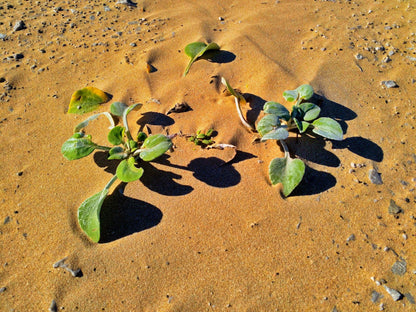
(1, 0, 416, 311)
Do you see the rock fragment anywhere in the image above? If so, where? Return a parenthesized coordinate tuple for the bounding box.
(369, 169, 383, 184)
(13, 20, 26, 32)
(391, 260, 406, 276)
(388, 199, 402, 215)
(383, 285, 403, 301)
(381, 80, 398, 88)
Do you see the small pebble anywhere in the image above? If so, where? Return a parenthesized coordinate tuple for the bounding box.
(388, 199, 402, 215)
(371, 290, 383, 303)
(13, 20, 26, 32)
(381, 80, 398, 88)
(0, 34, 6, 40)
(346, 234, 356, 242)
(0, 287, 6, 293)
(391, 260, 406, 276)
(355, 54, 364, 60)
(384, 285, 403, 301)
(369, 169, 383, 184)
(49, 299, 57, 312)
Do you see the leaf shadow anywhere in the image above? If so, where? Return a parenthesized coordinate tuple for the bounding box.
(244, 93, 267, 127)
(154, 150, 256, 188)
(200, 49, 236, 64)
(290, 165, 337, 196)
(287, 135, 341, 167)
(139, 161, 194, 196)
(136, 112, 175, 132)
(331, 136, 384, 162)
(99, 184, 162, 243)
(94, 151, 119, 174)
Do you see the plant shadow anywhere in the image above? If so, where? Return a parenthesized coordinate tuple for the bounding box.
(154, 150, 256, 188)
(201, 50, 236, 64)
(332, 137, 383, 162)
(99, 184, 162, 243)
(136, 112, 175, 132)
(291, 165, 337, 196)
(139, 161, 194, 196)
(244, 93, 267, 127)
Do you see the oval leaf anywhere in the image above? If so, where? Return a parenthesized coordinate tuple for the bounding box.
(298, 102, 321, 121)
(263, 102, 291, 121)
(257, 115, 281, 137)
(269, 156, 305, 197)
(183, 41, 220, 76)
(108, 146, 126, 160)
(140, 134, 172, 161)
(68, 87, 110, 114)
(110, 102, 128, 116)
(116, 157, 144, 182)
(61, 133, 97, 160)
(77, 189, 109, 243)
(296, 84, 314, 100)
(283, 90, 298, 102)
(261, 127, 289, 141)
(312, 117, 343, 141)
(108, 126, 125, 145)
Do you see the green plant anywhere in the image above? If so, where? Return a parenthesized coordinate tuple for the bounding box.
(62, 102, 172, 242)
(187, 129, 216, 147)
(256, 84, 343, 197)
(183, 41, 220, 77)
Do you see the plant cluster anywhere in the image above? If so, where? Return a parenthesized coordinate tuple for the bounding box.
(62, 102, 172, 242)
(62, 41, 346, 242)
(188, 129, 216, 147)
(256, 84, 343, 196)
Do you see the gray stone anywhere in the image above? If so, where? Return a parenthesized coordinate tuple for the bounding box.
(13, 20, 26, 31)
(384, 285, 403, 301)
(382, 80, 398, 88)
(369, 169, 383, 184)
(391, 260, 406, 276)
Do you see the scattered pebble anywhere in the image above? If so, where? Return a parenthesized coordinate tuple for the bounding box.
(346, 234, 356, 242)
(404, 293, 415, 304)
(391, 260, 406, 276)
(369, 169, 383, 184)
(381, 80, 398, 88)
(0, 34, 6, 41)
(49, 299, 57, 312)
(371, 290, 383, 303)
(355, 54, 364, 60)
(53, 257, 83, 277)
(3, 216, 10, 225)
(383, 285, 403, 301)
(388, 199, 402, 215)
(0, 287, 6, 293)
(13, 20, 26, 32)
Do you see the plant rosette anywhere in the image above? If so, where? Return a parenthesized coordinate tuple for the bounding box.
(256, 84, 343, 197)
(62, 101, 172, 242)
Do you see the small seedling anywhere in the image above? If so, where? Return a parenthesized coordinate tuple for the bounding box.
(256, 84, 343, 196)
(183, 41, 220, 76)
(62, 101, 172, 242)
(188, 129, 216, 147)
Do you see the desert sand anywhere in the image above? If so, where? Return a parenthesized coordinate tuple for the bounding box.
(1, 0, 416, 311)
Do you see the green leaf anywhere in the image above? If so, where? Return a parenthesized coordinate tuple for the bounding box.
(110, 102, 128, 116)
(292, 118, 310, 133)
(296, 84, 314, 100)
(74, 112, 115, 133)
(298, 102, 321, 121)
(263, 102, 291, 121)
(108, 146, 126, 160)
(78, 188, 108, 243)
(61, 133, 97, 160)
(68, 87, 110, 114)
(257, 115, 281, 137)
(183, 41, 220, 76)
(261, 126, 289, 141)
(312, 117, 343, 141)
(116, 157, 144, 182)
(139, 134, 172, 161)
(283, 90, 298, 102)
(108, 126, 125, 145)
(269, 156, 305, 197)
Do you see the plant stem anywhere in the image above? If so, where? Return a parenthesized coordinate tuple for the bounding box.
(104, 175, 118, 190)
(96, 145, 111, 151)
(279, 139, 290, 158)
(234, 97, 255, 131)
